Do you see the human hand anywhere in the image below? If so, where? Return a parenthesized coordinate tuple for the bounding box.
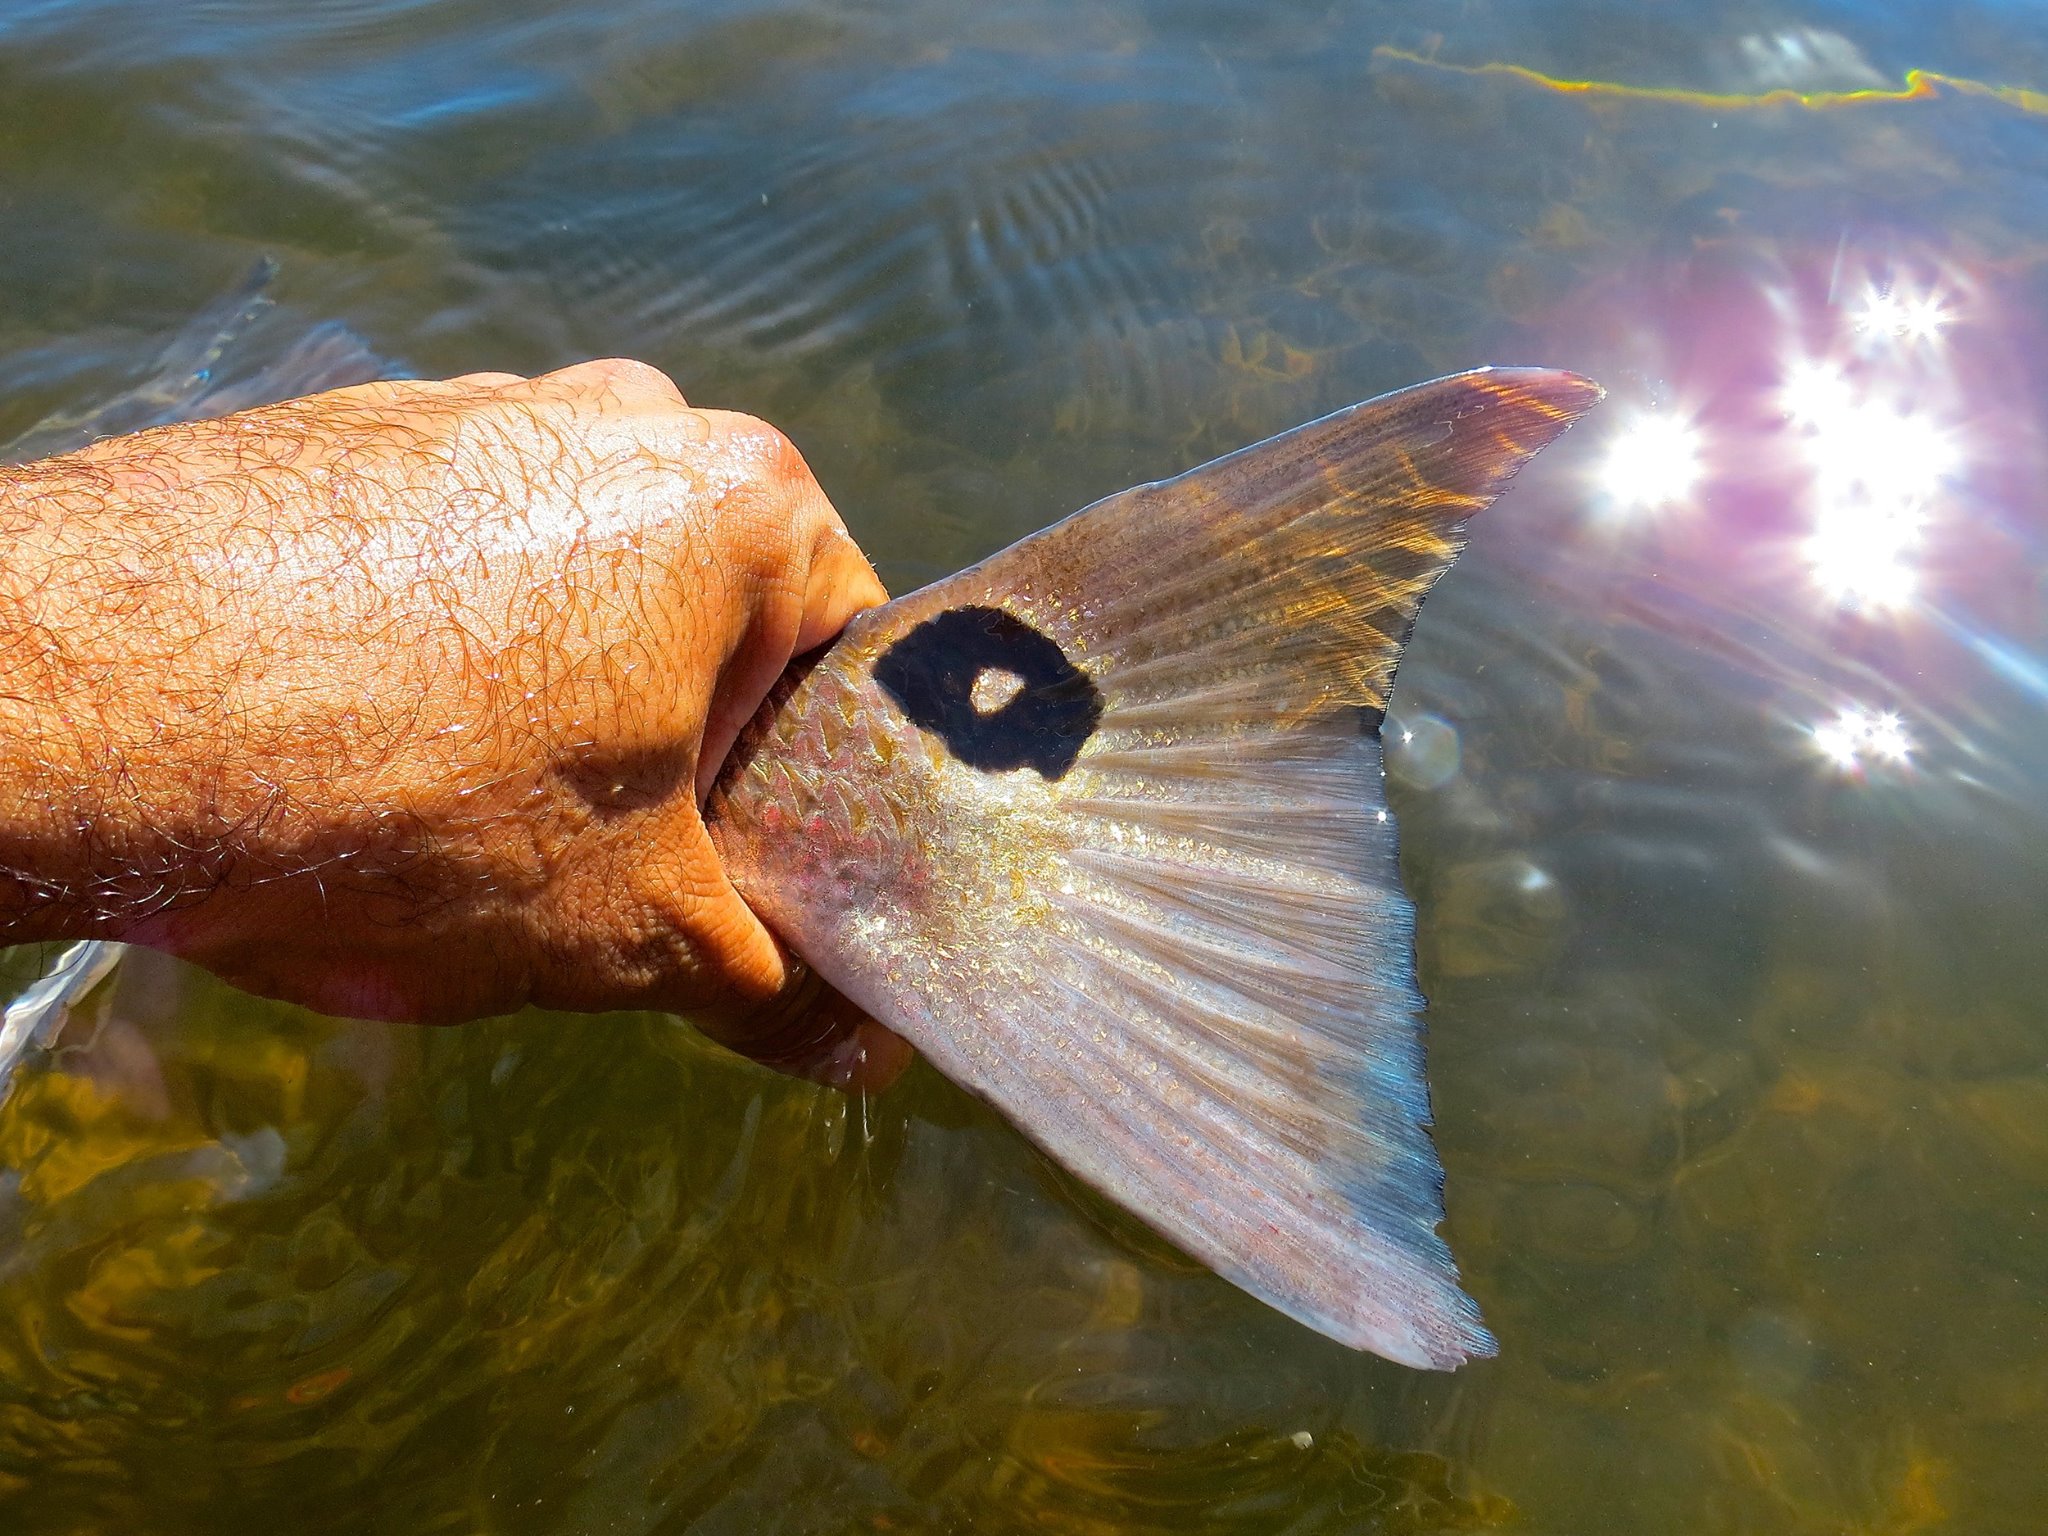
(0, 360, 912, 1089)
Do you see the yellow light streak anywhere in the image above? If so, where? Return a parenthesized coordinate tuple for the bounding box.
(1371, 45, 2048, 119)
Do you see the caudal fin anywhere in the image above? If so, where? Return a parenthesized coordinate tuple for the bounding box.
(720, 369, 1600, 1367)
(983, 370, 1598, 1364)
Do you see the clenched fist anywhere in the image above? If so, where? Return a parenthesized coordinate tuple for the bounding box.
(0, 360, 909, 1088)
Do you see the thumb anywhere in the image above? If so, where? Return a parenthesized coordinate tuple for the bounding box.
(626, 842, 914, 1095)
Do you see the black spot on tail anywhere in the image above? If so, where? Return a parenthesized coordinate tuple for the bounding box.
(873, 606, 1102, 780)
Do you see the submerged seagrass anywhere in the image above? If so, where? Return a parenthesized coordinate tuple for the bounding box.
(707, 368, 1601, 1369)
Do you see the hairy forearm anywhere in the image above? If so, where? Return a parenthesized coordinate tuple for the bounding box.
(0, 411, 525, 944)
(0, 448, 238, 935)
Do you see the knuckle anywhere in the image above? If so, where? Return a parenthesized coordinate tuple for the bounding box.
(590, 356, 674, 392)
(545, 357, 681, 404)
(714, 415, 802, 480)
(447, 370, 525, 389)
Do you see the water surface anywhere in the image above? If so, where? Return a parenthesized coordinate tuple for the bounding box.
(3, 2, 2047, 1531)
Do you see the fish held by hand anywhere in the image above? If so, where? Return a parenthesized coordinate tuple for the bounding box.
(706, 367, 1602, 1370)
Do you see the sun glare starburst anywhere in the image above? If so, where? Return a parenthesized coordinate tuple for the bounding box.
(1812, 705, 1912, 772)
(1777, 349, 1959, 609)
(1598, 412, 1702, 512)
(1804, 514, 1923, 607)
(1803, 401, 1958, 505)
(1852, 283, 1951, 344)
(1780, 361, 1853, 426)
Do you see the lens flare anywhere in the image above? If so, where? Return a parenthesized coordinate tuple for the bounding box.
(1804, 402, 1958, 504)
(1852, 283, 1951, 344)
(1812, 705, 1912, 772)
(1805, 513, 1922, 607)
(1778, 345, 1960, 609)
(1780, 361, 1853, 426)
(1598, 412, 1702, 511)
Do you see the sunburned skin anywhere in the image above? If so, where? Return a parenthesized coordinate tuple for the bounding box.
(0, 359, 908, 1087)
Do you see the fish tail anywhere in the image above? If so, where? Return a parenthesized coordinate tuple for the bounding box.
(927, 370, 1598, 1365)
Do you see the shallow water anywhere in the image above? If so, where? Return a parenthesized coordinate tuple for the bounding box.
(3, 1, 2047, 1531)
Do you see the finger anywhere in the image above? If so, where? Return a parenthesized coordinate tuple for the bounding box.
(802, 1004, 917, 1093)
(644, 828, 796, 1009)
(665, 845, 916, 1094)
(794, 518, 889, 654)
(694, 963, 915, 1094)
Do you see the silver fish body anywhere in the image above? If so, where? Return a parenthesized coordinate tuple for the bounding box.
(709, 368, 1600, 1368)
